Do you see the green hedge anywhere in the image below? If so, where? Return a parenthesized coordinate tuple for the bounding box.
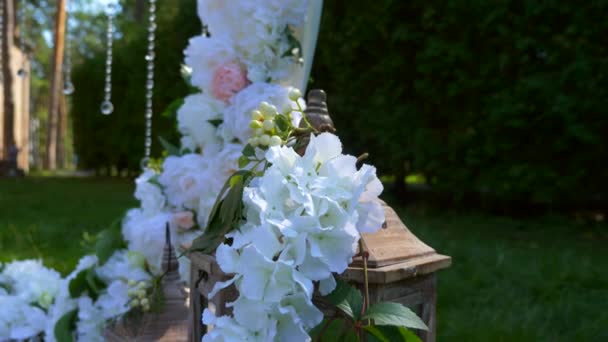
(312, 0, 608, 205)
(72, 0, 608, 205)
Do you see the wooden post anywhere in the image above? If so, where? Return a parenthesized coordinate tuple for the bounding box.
(1, 0, 15, 160)
(45, 0, 66, 170)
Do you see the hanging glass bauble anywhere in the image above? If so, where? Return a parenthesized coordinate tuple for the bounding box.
(63, 81, 75, 95)
(100, 100, 114, 115)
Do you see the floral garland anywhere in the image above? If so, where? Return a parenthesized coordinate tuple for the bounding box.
(0, 1, 313, 340)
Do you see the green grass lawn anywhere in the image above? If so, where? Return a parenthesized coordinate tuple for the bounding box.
(0, 177, 136, 274)
(1, 177, 606, 340)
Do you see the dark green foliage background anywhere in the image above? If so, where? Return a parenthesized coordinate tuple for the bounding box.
(312, 0, 608, 206)
(72, 0, 608, 205)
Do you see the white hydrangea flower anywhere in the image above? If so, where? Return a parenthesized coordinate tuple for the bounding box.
(0, 295, 47, 341)
(96, 250, 151, 284)
(95, 280, 130, 320)
(75, 297, 105, 342)
(122, 209, 172, 274)
(1, 259, 62, 309)
(209, 131, 384, 340)
(201, 309, 252, 342)
(44, 255, 97, 342)
(177, 93, 225, 150)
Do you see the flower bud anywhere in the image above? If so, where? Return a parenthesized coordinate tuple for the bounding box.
(128, 289, 136, 297)
(269, 135, 282, 147)
(281, 102, 293, 115)
(137, 290, 146, 299)
(140, 298, 149, 306)
(262, 119, 274, 131)
(288, 88, 302, 101)
(127, 280, 136, 287)
(254, 128, 264, 137)
(251, 110, 263, 120)
(137, 281, 147, 290)
(259, 134, 271, 146)
(250, 119, 262, 129)
(130, 299, 140, 308)
(142, 304, 151, 312)
(248, 137, 259, 147)
(260, 102, 277, 118)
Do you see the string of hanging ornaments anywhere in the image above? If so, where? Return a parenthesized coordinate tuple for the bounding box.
(141, 0, 156, 168)
(100, 3, 117, 115)
(17, 0, 27, 78)
(63, 1, 74, 95)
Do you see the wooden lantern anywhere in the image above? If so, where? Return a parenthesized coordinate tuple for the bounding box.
(187, 90, 451, 342)
(342, 202, 451, 342)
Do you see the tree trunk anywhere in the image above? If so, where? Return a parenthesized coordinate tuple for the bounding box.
(57, 78, 67, 168)
(1, 0, 16, 160)
(45, 0, 66, 170)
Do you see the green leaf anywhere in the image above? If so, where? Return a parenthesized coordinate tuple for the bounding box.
(94, 224, 127, 264)
(85, 268, 107, 301)
(362, 302, 428, 331)
(54, 309, 78, 342)
(275, 114, 290, 131)
(158, 136, 181, 156)
(309, 318, 359, 342)
(68, 268, 89, 298)
(242, 144, 255, 157)
(191, 170, 253, 253)
(364, 325, 422, 342)
(207, 118, 223, 127)
(220, 176, 245, 228)
(160, 98, 184, 119)
(238, 156, 250, 168)
(324, 278, 363, 320)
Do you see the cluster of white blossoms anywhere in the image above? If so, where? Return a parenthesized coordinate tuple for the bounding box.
(123, 0, 311, 282)
(0, 260, 61, 340)
(202, 133, 385, 341)
(42, 253, 154, 342)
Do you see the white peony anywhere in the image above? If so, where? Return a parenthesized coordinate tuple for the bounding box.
(185, 36, 239, 93)
(177, 93, 225, 150)
(159, 153, 210, 210)
(134, 168, 166, 216)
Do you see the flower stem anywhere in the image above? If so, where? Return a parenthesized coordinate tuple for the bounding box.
(359, 239, 371, 324)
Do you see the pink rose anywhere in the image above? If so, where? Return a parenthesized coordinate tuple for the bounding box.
(173, 211, 195, 231)
(211, 61, 249, 102)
